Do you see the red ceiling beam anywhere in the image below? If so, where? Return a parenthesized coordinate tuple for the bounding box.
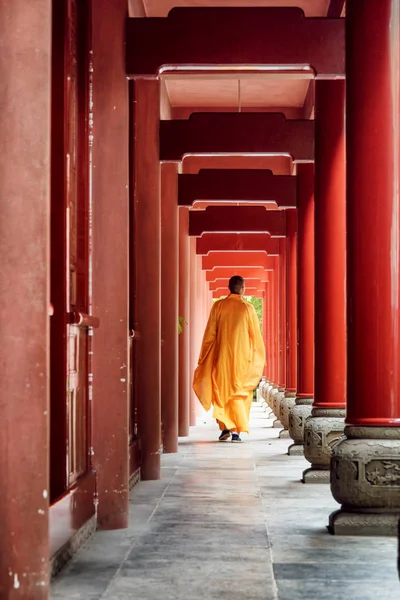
(160, 113, 314, 162)
(209, 278, 265, 291)
(126, 8, 344, 78)
(189, 206, 286, 237)
(212, 288, 264, 299)
(328, 0, 346, 18)
(196, 234, 280, 255)
(202, 252, 274, 270)
(178, 169, 296, 208)
(206, 268, 269, 282)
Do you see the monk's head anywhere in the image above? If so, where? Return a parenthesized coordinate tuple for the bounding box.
(228, 275, 245, 295)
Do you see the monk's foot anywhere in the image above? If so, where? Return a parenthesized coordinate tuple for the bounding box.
(218, 429, 231, 441)
(231, 433, 242, 443)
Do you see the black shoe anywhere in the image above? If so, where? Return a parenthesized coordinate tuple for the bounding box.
(218, 429, 231, 441)
(231, 433, 242, 443)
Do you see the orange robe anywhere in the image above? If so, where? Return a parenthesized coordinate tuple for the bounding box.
(193, 294, 266, 433)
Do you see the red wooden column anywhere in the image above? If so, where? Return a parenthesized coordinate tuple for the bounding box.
(330, 0, 400, 535)
(161, 162, 179, 453)
(92, 0, 130, 527)
(302, 79, 346, 483)
(280, 211, 298, 433)
(178, 207, 190, 436)
(270, 261, 282, 424)
(0, 2, 51, 596)
(288, 164, 315, 455)
(133, 78, 161, 479)
(262, 283, 268, 378)
(189, 237, 198, 426)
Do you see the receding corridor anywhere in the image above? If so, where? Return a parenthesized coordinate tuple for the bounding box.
(51, 406, 398, 600)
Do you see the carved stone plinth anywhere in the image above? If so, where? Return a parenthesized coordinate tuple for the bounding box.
(279, 392, 297, 430)
(328, 510, 400, 536)
(329, 426, 400, 535)
(302, 408, 345, 484)
(288, 397, 313, 456)
(273, 389, 285, 417)
(288, 443, 304, 456)
(268, 385, 279, 412)
(278, 429, 291, 439)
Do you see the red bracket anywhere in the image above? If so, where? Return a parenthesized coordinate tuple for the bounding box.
(178, 169, 296, 208)
(126, 8, 344, 78)
(196, 234, 280, 255)
(160, 113, 314, 162)
(189, 206, 286, 237)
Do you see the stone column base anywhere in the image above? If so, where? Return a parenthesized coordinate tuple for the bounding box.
(328, 509, 400, 536)
(279, 391, 297, 431)
(302, 465, 330, 484)
(329, 426, 400, 536)
(278, 429, 291, 439)
(288, 443, 304, 456)
(288, 397, 313, 454)
(272, 389, 285, 427)
(302, 407, 346, 484)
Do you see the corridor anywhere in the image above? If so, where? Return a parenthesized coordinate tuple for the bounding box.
(51, 406, 398, 600)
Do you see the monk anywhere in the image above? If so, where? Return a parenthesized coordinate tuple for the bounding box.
(193, 275, 266, 442)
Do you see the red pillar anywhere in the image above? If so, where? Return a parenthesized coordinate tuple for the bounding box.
(279, 210, 298, 432)
(262, 283, 268, 378)
(0, 2, 51, 596)
(278, 238, 287, 390)
(134, 78, 161, 479)
(302, 80, 346, 481)
(288, 164, 314, 454)
(92, 0, 130, 527)
(313, 80, 346, 413)
(189, 237, 198, 426)
(296, 164, 315, 402)
(178, 207, 190, 436)
(285, 210, 297, 393)
(346, 0, 400, 428)
(330, 0, 400, 534)
(161, 162, 179, 453)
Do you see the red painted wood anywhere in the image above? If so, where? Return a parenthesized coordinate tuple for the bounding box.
(91, 0, 131, 524)
(178, 169, 296, 208)
(197, 234, 280, 255)
(160, 113, 314, 162)
(278, 239, 287, 388)
(346, 0, 400, 426)
(161, 162, 179, 452)
(202, 252, 274, 270)
(209, 279, 264, 292)
(0, 1, 51, 596)
(132, 78, 162, 478)
(206, 268, 269, 282)
(285, 210, 297, 392)
(313, 80, 346, 410)
(126, 7, 344, 77)
(189, 207, 286, 237)
(178, 207, 190, 437)
(296, 164, 315, 398)
(50, 472, 96, 557)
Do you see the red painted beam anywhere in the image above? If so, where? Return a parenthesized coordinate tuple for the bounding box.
(213, 288, 264, 299)
(210, 279, 265, 291)
(160, 113, 314, 162)
(126, 7, 344, 77)
(178, 169, 296, 208)
(189, 206, 286, 237)
(196, 234, 280, 255)
(202, 252, 274, 270)
(206, 268, 269, 282)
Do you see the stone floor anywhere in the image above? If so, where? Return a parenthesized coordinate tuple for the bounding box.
(51, 405, 399, 600)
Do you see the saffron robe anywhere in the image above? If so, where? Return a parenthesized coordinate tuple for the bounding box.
(193, 294, 266, 433)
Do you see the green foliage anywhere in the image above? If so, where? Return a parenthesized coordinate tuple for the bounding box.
(244, 296, 263, 327)
(178, 316, 188, 334)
